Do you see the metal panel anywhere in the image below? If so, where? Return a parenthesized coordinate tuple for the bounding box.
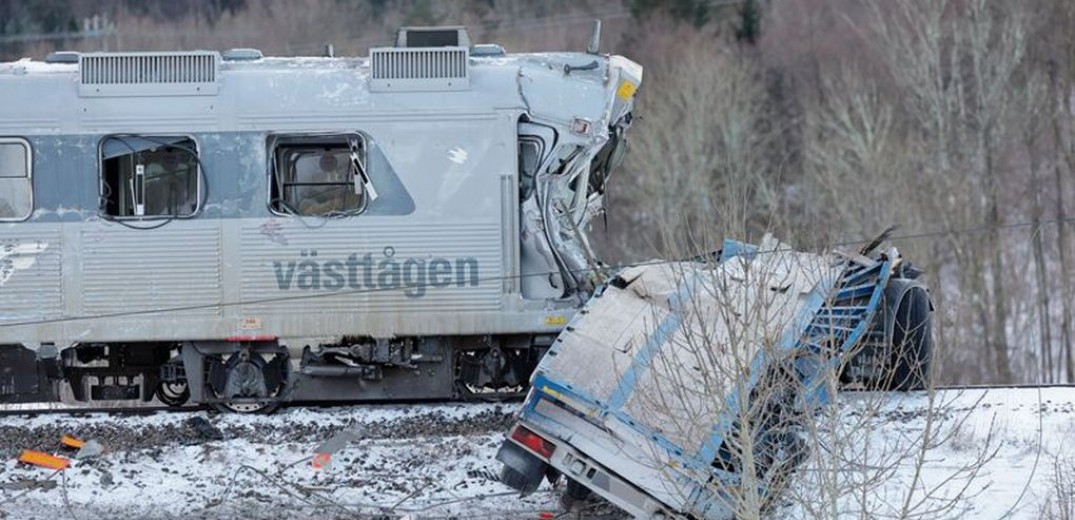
(622, 251, 832, 454)
(540, 247, 835, 455)
(542, 285, 662, 403)
(369, 47, 469, 92)
(0, 228, 63, 323)
(81, 226, 222, 316)
(79, 52, 220, 97)
(238, 221, 502, 314)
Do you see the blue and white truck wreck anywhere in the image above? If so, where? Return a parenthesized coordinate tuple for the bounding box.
(0, 26, 642, 411)
(497, 235, 934, 519)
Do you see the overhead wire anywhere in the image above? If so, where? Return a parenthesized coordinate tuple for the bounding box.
(1, 214, 1074, 329)
(98, 134, 209, 230)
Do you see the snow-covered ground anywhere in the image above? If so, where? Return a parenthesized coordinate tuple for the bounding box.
(787, 387, 1075, 520)
(0, 402, 568, 519)
(0, 388, 1073, 519)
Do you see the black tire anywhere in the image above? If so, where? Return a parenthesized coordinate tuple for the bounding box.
(759, 429, 808, 513)
(888, 286, 933, 391)
(496, 441, 547, 495)
(560, 478, 593, 510)
(500, 464, 543, 495)
(565, 478, 592, 500)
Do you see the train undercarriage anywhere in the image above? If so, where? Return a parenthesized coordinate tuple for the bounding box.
(0, 335, 552, 412)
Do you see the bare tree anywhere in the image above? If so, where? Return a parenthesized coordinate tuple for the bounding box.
(600, 17, 781, 262)
(859, 0, 1033, 383)
(1016, 67, 1057, 383)
(1040, 0, 1075, 383)
(594, 230, 998, 520)
(613, 236, 833, 519)
(1041, 453, 1075, 520)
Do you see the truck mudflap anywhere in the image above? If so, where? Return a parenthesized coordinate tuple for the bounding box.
(495, 433, 548, 495)
(499, 234, 934, 519)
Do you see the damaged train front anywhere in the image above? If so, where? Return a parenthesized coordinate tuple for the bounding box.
(515, 51, 642, 302)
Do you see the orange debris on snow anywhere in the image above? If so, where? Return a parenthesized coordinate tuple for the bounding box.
(17, 450, 70, 470)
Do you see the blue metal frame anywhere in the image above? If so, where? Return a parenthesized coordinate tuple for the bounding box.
(515, 244, 898, 518)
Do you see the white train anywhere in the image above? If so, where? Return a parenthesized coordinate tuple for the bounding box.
(0, 25, 641, 411)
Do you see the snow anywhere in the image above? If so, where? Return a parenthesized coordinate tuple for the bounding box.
(0, 402, 563, 519)
(0, 388, 1073, 519)
(787, 387, 1075, 520)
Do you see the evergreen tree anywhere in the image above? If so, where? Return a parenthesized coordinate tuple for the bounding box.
(736, 0, 761, 44)
(630, 0, 710, 28)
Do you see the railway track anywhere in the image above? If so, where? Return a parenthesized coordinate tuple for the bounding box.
(0, 395, 525, 417)
(1, 386, 1073, 519)
(2, 382, 1070, 416)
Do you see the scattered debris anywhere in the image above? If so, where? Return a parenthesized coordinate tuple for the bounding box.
(0, 478, 58, 491)
(0, 404, 563, 518)
(98, 468, 114, 487)
(312, 427, 365, 470)
(16, 450, 70, 471)
(465, 468, 500, 481)
(60, 435, 84, 450)
(187, 416, 224, 442)
(74, 440, 105, 460)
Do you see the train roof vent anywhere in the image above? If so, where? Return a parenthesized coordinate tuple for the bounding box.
(470, 44, 506, 57)
(395, 26, 471, 48)
(369, 46, 469, 92)
(45, 51, 79, 64)
(78, 51, 220, 97)
(222, 48, 263, 61)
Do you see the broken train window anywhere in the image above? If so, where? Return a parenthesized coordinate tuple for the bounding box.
(0, 138, 32, 221)
(268, 133, 377, 217)
(100, 136, 201, 218)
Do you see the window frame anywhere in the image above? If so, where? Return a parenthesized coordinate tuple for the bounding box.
(266, 132, 371, 218)
(0, 137, 33, 222)
(518, 135, 545, 202)
(97, 134, 203, 220)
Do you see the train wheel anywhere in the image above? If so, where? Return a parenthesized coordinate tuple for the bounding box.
(208, 352, 283, 414)
(211, 399, 279, 414)
(455, 347, 532, 401)
(155, 381, 190, 407)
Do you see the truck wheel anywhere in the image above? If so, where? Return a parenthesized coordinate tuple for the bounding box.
(560, 478, 592, 509)
(501, 465, 543, 494)
(496, 442, 546, 495)
(887, 285, 932, 391)
(760, 429, 807, 513)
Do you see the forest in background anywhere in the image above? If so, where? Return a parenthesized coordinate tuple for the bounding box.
(3, 0, 1075, 386)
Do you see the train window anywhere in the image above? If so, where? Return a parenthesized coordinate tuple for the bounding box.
(0, 138, 32, 221)
(518, 137, 543, 201)
(268, 133, 374, 217)
(100, 136, 200, 218)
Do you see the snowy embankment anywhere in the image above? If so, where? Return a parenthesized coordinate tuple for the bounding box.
(0, 388, 1073, 519)
(788, 387, 1075, 520)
